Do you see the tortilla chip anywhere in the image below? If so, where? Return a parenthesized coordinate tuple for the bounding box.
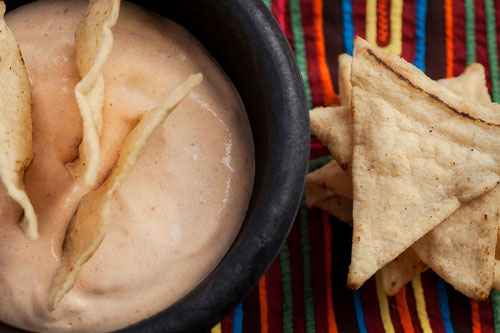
(48, 73, 203, 311)
(315, 197, 353, 225)
(66, 0, 120, 187)
(0, 3, 37, 239)
(438, 63, 491, 105)
(381, 248, 428, 296)
(310, 106, 352, 172)
(348, 37, 500, 289)
(338, 54, 352, 108)
(412, 187, 499, 299)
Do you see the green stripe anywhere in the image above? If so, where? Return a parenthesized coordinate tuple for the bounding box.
(464, 0, 476, 65)
(280, 242, 294, 333)
(290, 0, 313, 109)
(309, 155, 333, 171)
(262, 0, 271, 9)
(484, 0, 500, 102)
(492, 290, 500, 332)
(300, 195, 316, 333)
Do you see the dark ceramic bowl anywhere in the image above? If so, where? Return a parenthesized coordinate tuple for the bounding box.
(2, 0, 309, 332)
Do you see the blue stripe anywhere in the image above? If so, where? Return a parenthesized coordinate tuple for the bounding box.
(414, 0, 427, 71)
(353, 290, 368, 333)
(341, 0, 354, 55)
(232, 303, 244, 333)
(436, 276, 454, 333)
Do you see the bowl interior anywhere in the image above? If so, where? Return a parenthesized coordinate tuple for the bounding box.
(1, 0, 309, 332)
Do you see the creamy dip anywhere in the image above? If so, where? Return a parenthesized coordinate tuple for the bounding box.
(0, 1, 254, 332)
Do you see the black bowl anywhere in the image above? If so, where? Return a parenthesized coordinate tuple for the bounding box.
(2, 0, 309, 332)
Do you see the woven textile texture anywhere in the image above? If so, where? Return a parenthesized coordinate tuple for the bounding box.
(211, 0, 500, 332)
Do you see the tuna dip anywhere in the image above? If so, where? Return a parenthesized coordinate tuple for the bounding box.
(0, 0, 254, 332)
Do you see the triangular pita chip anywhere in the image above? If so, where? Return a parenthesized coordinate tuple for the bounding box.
(66, 0, 120, 187)
(412, 187, 499, 299)
(338, 53, 352, 108)
(493, 260, 500, 291)
(305, 160, 353, 224)
(381, 248, 427, 296)
(438, 63, 492, 105)
(310, 106, 352, 172)
(0, 2, 37, 239)
(348, 37, 500, 289)
(48, 73, 203, 311)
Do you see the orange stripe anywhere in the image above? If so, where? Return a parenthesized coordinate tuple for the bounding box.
(444, 0, 454, 78)
(471, 300, 481, 333)
(377, 0, 390, 45)
(395, 286, 415, 333)
(312, 0, 339, 106)
(323, 212, 338, 333)
(258, 276, 269, 333)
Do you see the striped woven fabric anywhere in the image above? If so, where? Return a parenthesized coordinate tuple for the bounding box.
(211, 0, 500, 332)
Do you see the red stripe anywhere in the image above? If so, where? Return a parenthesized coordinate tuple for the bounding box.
(266, 258, 284, 333)
(353, 0, 367, 39)
(310, 137, 330, 159)
(452, 0, 466, 75)
(272, 0, 295, 51)
(322, 213, 337, 333)
(360, 278, 385, 333)
(406, 282, 424, 333)
(478, 298, 495, 333)
(308, 209, 328, 332)
(288, 217, 307, 333)
(401, 0, 417, 63)
(471, 300, 482, 333)
(388, 295, 404, 332)
(420, 272, 446, 333)
(301, 0, 325, 106)
(474, 0, 492, 91)
(221, 311, 234, 333)
(444, 0, 455, 78)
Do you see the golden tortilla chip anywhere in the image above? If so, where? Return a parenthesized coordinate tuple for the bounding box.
(348, 37, 500, 289)
(48, 73, 203, 311)
(338, 54, 352, 108)
(381, 248, 428, 296)
(66, 0, 120, 187)
(0, 2, 37, 239)
(315, 197, 353, 225)
(412, 187, 499, 299)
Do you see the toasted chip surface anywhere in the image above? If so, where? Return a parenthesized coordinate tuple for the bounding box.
(0, 2, 37, 239)
(48, 73, 203, 311)
(348, 37, 500, 289)
(338, 54, 352, 108)
(66, 0, 120, 187)
(413, 187, 499, 299)
(381, 248, 428, 296)
(310, 106, 352, 172)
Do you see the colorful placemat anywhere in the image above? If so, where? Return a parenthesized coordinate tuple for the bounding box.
(212, 0, 500, 332)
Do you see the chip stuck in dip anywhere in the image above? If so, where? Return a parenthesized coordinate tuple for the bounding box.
(0, 0, 254, 332)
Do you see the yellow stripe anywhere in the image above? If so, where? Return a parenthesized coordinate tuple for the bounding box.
(375, 271, 395, 333)
(366, 0, 377, 45)
(211, 322, 222, 333)
(365, 0, 403, 56)
(411, 275, 432, 333)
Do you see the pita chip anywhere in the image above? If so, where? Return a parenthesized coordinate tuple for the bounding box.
(338, 54, 352, 108)
(0, 2, 38, 239)
(66, 0, 120, 187)
(348, 37, 500, 289)
(305, 160, 353, 223)
(493, 261, 500, 291)
(438, 63, 492, 105)
(48, 73, 203, 311)
(381, 248, 428, 296)
(412, 187, 499, 299)
(310, 106, 352, 172)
